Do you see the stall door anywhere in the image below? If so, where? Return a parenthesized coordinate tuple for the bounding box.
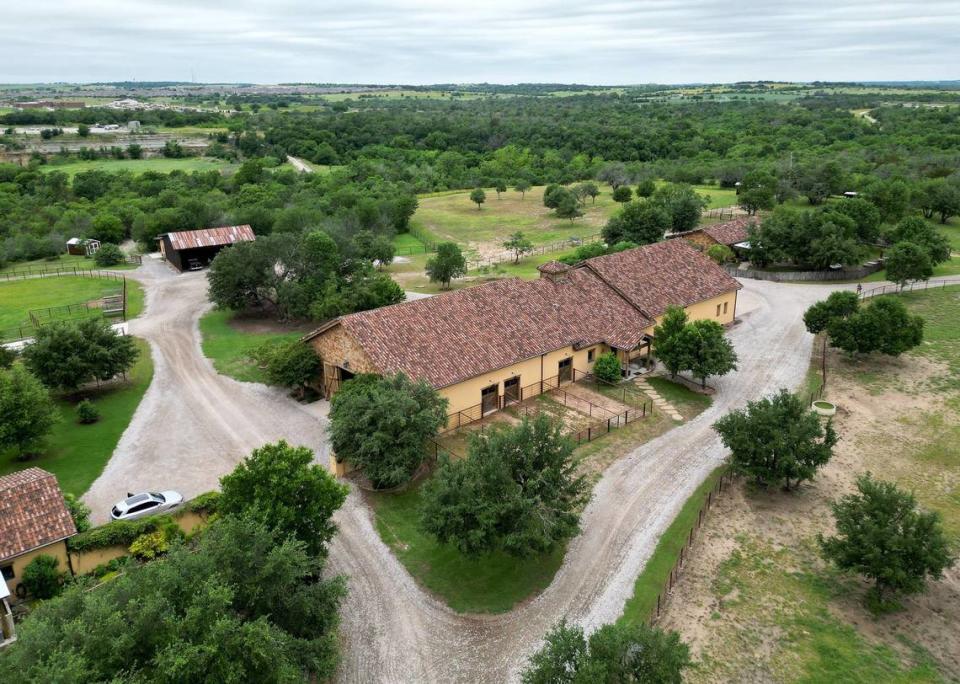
(481, 384, 499, 414)
(503, 377, 520, 405)
(558, 358, 573, 383)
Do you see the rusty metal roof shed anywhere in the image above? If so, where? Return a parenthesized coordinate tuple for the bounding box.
(165, 225, 255, 251)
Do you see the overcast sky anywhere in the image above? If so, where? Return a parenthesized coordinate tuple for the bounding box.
(5, 0, 959, 85)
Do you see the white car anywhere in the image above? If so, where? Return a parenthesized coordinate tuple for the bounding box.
(110, 491, 184, 521)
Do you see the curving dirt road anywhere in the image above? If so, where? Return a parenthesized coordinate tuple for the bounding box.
(83, 263, 940, 682)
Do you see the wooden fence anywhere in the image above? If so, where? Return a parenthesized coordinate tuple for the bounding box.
(468, 233, 602, 271)
(724, 262, 883, 282)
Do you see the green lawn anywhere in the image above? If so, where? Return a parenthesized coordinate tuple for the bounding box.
(646, 376, 714, 410)
(367, 483, 565, 613)
(617, 467, 726, 628)
(0, 338, 154, 497)
(0, 275, 129, 338)
(198, 309, 304, 384)
(38, 157, 235, 178)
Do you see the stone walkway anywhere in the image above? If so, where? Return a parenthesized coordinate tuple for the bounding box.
(633, 377, 684, 421)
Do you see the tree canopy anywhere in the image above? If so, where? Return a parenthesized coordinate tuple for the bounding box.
(23, 318, 139, 392)
(827, 297, 923, 356)
(820, 474, 955, 606)
(329, 373, 448, 488)
(714, 389, 837, 490)
(522, 620, 691, 684)
(425, 241, 467, 289)
(0, 365, 58, 457)
(420, 414, 588, 557)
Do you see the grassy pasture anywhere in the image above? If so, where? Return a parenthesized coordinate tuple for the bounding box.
(411, 183, 735, 249)
(0, 275, 132, 336)
(0, 253, 138, 276)
(38, 157, 235, 177)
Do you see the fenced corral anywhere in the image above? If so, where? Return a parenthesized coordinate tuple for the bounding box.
(467, 233, 603, 271)
(0, 258, 140, 281)
(724, 262, 884, 282)
(436, 373, 652, 455)
(859, 278, 955, 300)
(648, 470, 733, 624)
(0, 272, 128, 344)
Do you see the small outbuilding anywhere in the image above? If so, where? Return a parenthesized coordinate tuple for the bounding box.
(158, 225, 256, 272)
(0, 468, 77, 604)
(66, 237, 101, 256)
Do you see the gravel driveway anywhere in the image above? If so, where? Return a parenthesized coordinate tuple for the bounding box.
(82, 260, 330, 523)
(82, 264, 952, 682)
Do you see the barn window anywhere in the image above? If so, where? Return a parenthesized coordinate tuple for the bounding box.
(723, 302, 728, 314)
(716, 304, 721, 316)
(588, 349, 595, 363)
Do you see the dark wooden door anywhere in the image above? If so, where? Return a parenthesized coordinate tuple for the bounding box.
(503, 377, 520, 405)
(558, 358, 573, 383)
(481, 384, 499, 414)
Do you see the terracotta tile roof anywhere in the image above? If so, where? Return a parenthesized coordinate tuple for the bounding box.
(584, 239, 741, 318)
(318, 268, 652, 388)
(701, 217, 758, 246)
(165, 225, 255, 251)
(0, 468, 76, 563)
(537, 260, 570, 275)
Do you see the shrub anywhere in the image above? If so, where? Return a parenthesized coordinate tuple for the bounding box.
(93, 242, 124, 267)
(129, 530, 170, 560)
(76, 399, 100, 424)
(185, 490, 221, 516)
(63, 493, 91, 533)
(68, 515, 180, 553)
(593, 352, 622, 384)
(22, 555, 62, 599)
(706, 244, 735, 264)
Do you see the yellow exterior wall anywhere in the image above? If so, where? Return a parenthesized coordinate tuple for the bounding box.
(648, 290, 738, 329)
(2, 540, 69, 600)
(440, 343, 606, 420)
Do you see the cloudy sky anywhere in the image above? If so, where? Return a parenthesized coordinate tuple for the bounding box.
(6, 0, 960, 84)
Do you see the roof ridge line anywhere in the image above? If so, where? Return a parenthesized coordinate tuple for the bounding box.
(580, 262, 654, 319)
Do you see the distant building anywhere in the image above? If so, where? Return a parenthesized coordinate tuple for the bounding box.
(0, 468, 77, 604)
(158, 225, 256, 272)
(127, 120, 141, 131)
(66, 237, 101, 256)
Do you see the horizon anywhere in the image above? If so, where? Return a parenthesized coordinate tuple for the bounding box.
(5, 1, 959, 84)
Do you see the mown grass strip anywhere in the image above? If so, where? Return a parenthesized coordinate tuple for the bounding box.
(617, 466, 726, 628)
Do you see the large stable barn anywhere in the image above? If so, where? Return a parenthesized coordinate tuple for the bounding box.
(158, 225, 255, 272)
(305, 239, 741, 423)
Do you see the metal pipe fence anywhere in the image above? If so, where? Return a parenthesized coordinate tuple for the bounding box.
(859, 278, 954, 300)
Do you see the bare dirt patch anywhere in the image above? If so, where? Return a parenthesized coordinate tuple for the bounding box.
(658, 347, 960, 682)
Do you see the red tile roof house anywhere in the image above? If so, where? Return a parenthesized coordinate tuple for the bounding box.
(158, 225, 255, 272)
(0, 468, 77, 604)
(305, 239, 740, 443)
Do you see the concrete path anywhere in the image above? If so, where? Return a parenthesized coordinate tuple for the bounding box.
(633, 377, 684, 421)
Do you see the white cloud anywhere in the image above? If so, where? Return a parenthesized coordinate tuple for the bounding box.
(4, 0, 959, 83)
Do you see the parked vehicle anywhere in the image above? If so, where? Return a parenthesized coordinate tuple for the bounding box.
(110, 491, 184, 521)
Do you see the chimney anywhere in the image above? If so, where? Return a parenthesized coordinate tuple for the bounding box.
(537, 260, 571, 282)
